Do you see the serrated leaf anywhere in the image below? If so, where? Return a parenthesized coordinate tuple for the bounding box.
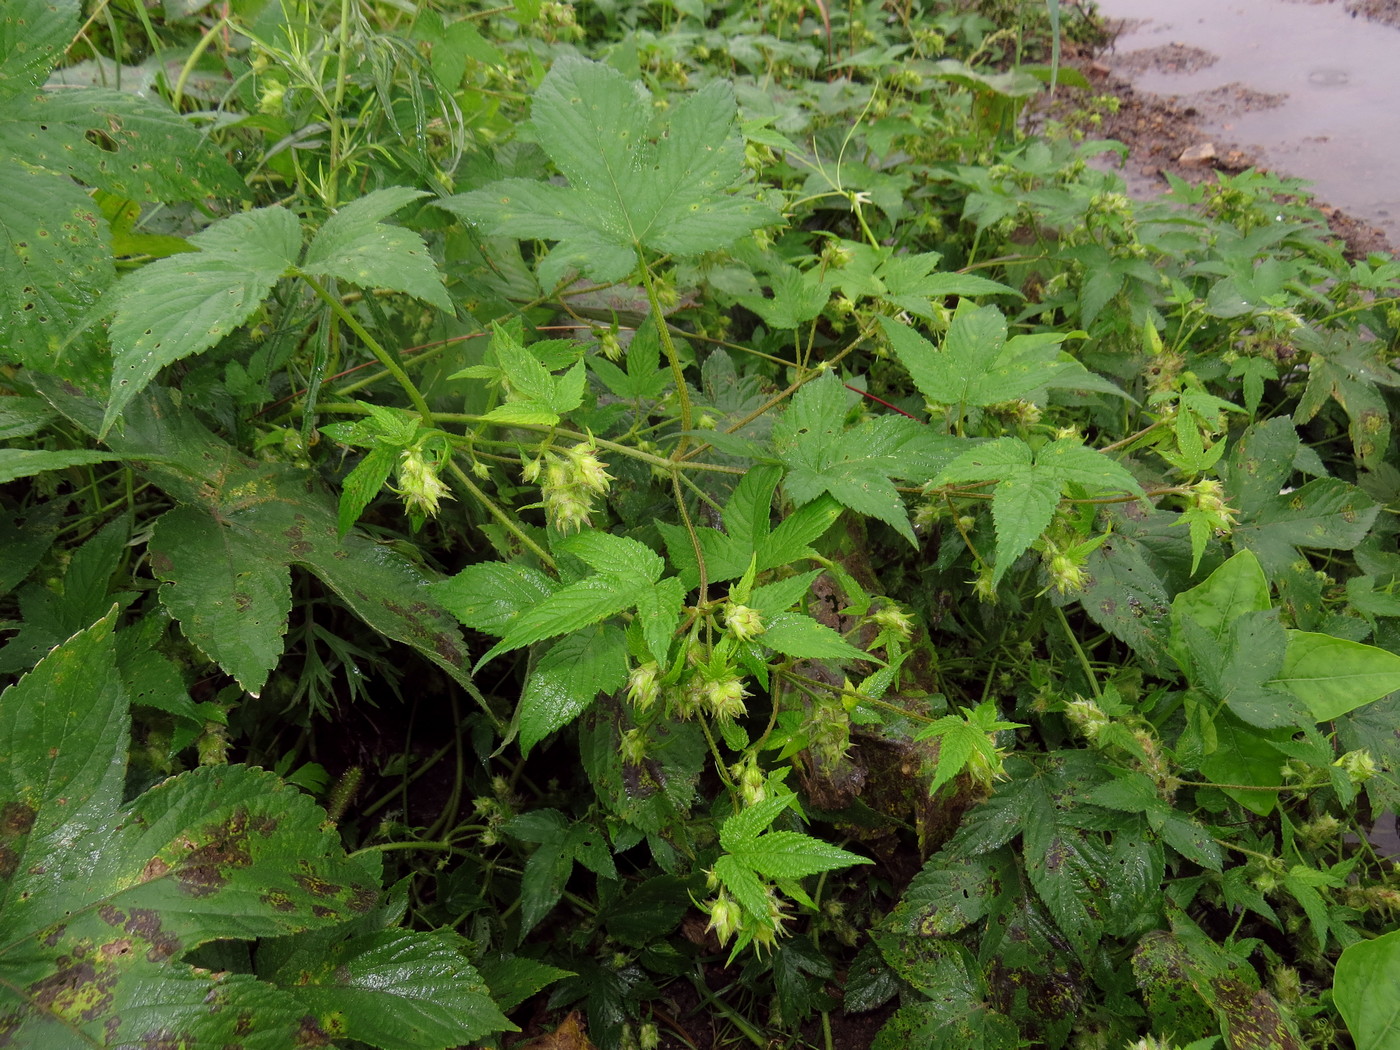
(265, 929, 513, 1049)
(719, 793, 798, 850)
(1197, 713, 1285, 816)
(0, 164, 113, 374)
(338, 443, 400, 536)
(554, 530, 664, 582)
(301, 187, 451, 310)
(749, 569, 822, 617)
(636, 575, 685, 664)
(0, 515, 131, 675)
(773, 372, 919, 545)
(1157, 813, 1224, 871)
(0, 0, 77, 100)
(481, 573, 651, 666)
(50, 386, 478, 699)
(476, 955, 574, 1013)
(104, 207, 301, 435)
(0, 396, 54, 439)
(1023, 803, 1108, 963)
(758, 494, 843, 571)
(430, 561, 557, 636)
(518, 624, 627, 754)
(722, 464, 781, 549)
(2, 89, 243, 201)
(761, 611, 870, 662)
(881, 305, 1123, 411)
(150, 506, 292, 696)
(939, 436, 1142, 586)
(876, 250, 1019, 320)
(0, 616, 437, 1049)
(713, 853, 769, 921)
(737, 261, 829, 330)
(1239, 477, 1379, 558)
(437, 56, 777, 284)
(728, 829, 871, 879)
(0, 447, 125, 484)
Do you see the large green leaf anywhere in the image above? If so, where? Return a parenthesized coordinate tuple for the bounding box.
(1272, 631, 1400, 721)
(437, 56, 778, 287)
(1133, 926, 1304, 1050)
(301, 186, 452, 311)
(0, 89, 243, 202)
(879, 305, 1124, 411)
(104, 207, 300, 435)
(149, 506, 292, 697)
(0, 447, 125, 484)
(517, 624, 627, 755)
(1171, 549, 1271, 663)
(0, 615, 511, 1049)
(261, 929, 512, 1049)
(1335, 929, 1400, 1050)
(149, 470, 474, 697)
(0, 0, 77, 101)
(430, 561, 557, 636)
(0, 164, 113, 373)
(0, 615, 373, 1044)
(39, 383, 475, 700)
(937, 435, 1143, 586)
(772, 371, 928, 545)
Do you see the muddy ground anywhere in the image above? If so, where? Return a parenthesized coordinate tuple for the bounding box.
(1347, 0, 1400, 27)
(1049, 2, 1400, 258)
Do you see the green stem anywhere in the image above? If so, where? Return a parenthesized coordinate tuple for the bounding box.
(672, 469, 709, 608)
(1054, 605, 1101, 700)
(300, 273, 433, 423)
(638, 262, 694, 454)
(446, 459, 556, 570)
(171, 17, 226, 112)
(396, 410, 747, 475)
(689, 970, 767, 1048)
(327, 0, 355, 207)
(348, 839, 470, 860)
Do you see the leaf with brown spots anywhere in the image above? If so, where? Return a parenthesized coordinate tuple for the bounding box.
(0, 613, 513, 1048)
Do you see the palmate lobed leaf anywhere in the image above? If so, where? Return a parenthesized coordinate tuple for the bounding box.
(728, 830, 872, 879)
(879, 305, 1126, 411)
(37, 382, 475, 700)
(437, 56, 778, 287)
(938, 436, 1143, 586)
(772, 371, 929, 545)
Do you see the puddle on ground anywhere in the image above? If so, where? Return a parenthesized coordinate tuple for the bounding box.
(1093, 0, 1400, 247)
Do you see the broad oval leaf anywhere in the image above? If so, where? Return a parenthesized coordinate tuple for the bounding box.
(1335, 929, 1400, 1050)
(1273, 630, 1400, 720)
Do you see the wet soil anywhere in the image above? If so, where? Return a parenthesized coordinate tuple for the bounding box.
(1057, 59, 1393, 257)
(1347, 0, 1400, 27)
(1053, 1, 1400, 258)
